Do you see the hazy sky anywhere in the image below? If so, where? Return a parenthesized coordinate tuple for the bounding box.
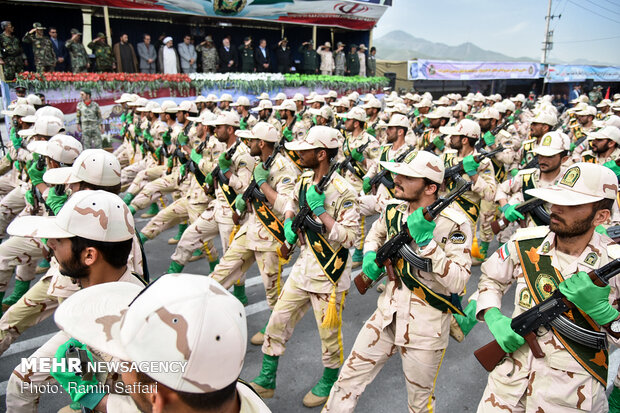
(374, 0, 620, 65)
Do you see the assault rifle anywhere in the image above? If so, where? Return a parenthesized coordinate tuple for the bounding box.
(338, 140, 371, 177)
(278, 161, 340, 260)
(183, 140, 207, 181)
(367, 145, 415, 194)
(423, 134, 447, 153)
(606, 225, 620, 243)
(232, 136, 285, 225)
(203, 139, 241, 196)
(490, 197, 549, 235)
(443, 145, 505, 183)
(475, 118, 511, 151)
(30, 155, 46, 215)
(354, 179, 473, 294)
(474, 258, 620, 372)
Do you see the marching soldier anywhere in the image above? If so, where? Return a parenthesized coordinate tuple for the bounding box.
(255, 99, 282, 132)
(76, 89, 103, 149)
(21, 22, 56, 73)
(0, 21, 27, 81)
(579, 126, 620, 168)
(515, 111, 557, 170)
(64, 28, 89, 73)
(211, 122, 299, 344)
(250, 126, 360, 407)
(417, 106, 451, 151)
(475, 163, 620, 412)
(362, 97, 387, 142)
(324, 151, 472, 413)
(88, 32, 115, 72)
(232, 96, 257, 130)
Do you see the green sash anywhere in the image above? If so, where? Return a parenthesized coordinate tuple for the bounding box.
(421, 130, 432, 148)
(385, 204, 464, 315)
(521, 173, 548, 226)
(520, 138, 536, 166)
(300, 178, 349, 284)
(284, 148, 303, 171)
(444, 153, 480, 223)
(252, 197, 285, 245)
(516, 237, 608, 386)
(491, 157, 506, 182)
(581, 153, 597, 164)
(344, 137, 367, 180)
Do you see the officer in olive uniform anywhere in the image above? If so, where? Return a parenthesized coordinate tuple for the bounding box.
(239, 37, 255, 73)
(0, 21, 26, 81)
(346, 45, 360, 76)
(298, 41, 318, 74)
(88, 32, 115, 72)
(22, 23, 56, 73)
(64, 28, 89, 73)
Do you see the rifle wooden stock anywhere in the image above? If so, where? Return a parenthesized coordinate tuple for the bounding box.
(474, 331, 541, 372)
(354, 272, 376, 295)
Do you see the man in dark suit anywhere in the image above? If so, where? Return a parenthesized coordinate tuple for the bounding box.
(274, 37, 292, 73)
(255, 38, 270, 72)
(48, 27, 68, 71)
(219, 37, 238, 72)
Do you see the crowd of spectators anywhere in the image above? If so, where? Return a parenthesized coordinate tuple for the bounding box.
(0, 21, 378, 79)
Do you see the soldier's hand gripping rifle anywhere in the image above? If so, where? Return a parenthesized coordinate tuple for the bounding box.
(339, 140, 370, 176)
(29, 155, 46, 215)
(203, 139, 241, 196)
(278, 161, 340, 260)
(354, 179, 473, 294)
(232, 136, 284, 225)
(490, 197, 549, 235)
(443, 145, 505, 183)
(422, 134, 447, 153)
(367, 145, 415, 195)
(474, 258, 620, 372)
(475, 118, 511, 151)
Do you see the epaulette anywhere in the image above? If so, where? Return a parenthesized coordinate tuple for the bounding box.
(607, 244, 620, 260)
(581, 149, 594, 157)
(300, 170, 314, 179)
(332, 174, 348, 194)
(516, 168, 538, 176)
(440, 207, 467, 226)
(522, 138, 536, 145)
(513, 225, 550, 241)
(273, 156, 286, 170)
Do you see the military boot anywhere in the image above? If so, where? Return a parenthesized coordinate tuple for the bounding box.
(250, 354, 279, 398)
(302, 367, 340, 407)
(122, 192, 135, 205)
(352, 248, 363, 269)
(233, 284, 248, 306)
(250, 318, 269, 346)
(208, 258, 219, 273)
(188, 248, 205, 262)
(140, 202, 159, 218)
(168, 223, 188, 245)
(35, 258, 50, 274)
(167, 260, 184, 274)
(2, 280, 31, 308)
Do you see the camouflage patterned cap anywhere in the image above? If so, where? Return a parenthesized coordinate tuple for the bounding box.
(43, 149, 121, 186)
(530, 110, 557, 126)
(27, 134, 82, 165)
(526, 162, 617, 206)
(590, 126, 620, 145)
(532, 131, 570, 156)
(439, 119, 481, 139)
(235, 122, 279, 143)
(53, 273, 247, 393)
(205, 110, 240, 127)
(217, 93, 234, 102)
(385, 113, 410, 128)
(274, 99, 296, 112)
(285, 125, 341, 151)
(114, 93, 134, 104)
(474, 107, 500, 120)
(8, 190, 134, 241)
(26, 94, 42, 106)
(342, 106, 367, 122)
(32, 22, 46, 30)
(230, 96, 251, 107)
(252, 99, 273, 112)
(309, 105, 334, 121)
(380, 150, 444, 184)
(3, 104, 36, 118)
(18, 115, 64, 138)
(274, 92, 287, 101)
(426, 106, 453, 119)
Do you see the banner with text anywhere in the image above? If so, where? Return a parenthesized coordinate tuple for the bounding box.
(544, 65, 620, 83)
(408, 60, 540, 81)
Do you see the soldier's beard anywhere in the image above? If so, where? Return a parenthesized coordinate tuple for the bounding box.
(550, 209, 596, 238)
(59, 252, 91, 279)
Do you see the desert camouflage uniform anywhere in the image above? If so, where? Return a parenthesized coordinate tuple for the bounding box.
(22, 32, 55, 72)
(123, 119, 168, 195)
(0, 33, 26, 81)
(88, 40, 114, 72)
(211, 152, 299, 308)
(170, 142, 255, 265)
(195, 44, 219, 72)
(76, 100, 103, 149)
(475, 227, 619, 413)
(324, 203, 472, 413)
(65, 39, 89, 73)
(120, 117, 158, 188)
(577, 146, 620, 165)
(262, 171, 360, 368)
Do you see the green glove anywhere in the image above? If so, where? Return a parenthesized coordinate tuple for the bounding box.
(190, 148, 202, 164)
(484, 307, 525, 353)
(155, 146, 162, 160)
(510, 168, 518, 177)
(422, 117, 431, 127)
(453, 299, 478, 336)
(462, 155, 480, 177)
(51, 338, 105, 409)
(603, 160, 620, 178)
(235, 193, 246, 213)
(306, 185, 326, 216)
(507, 115, 515, 123)
(10, 133, 22, 150)
(120, 112, 127, 123)
(284, 218, 298, 244)
(558, 271, 619, 325)
(27, 162, 46, 186)
(295, 113, 302, 122)
(179, 164, 186, 177)
(351, 147, 364, 162)
(283, 127, 293, 142)
(144, 129, 154, 142)
(139, 145, 146, 156)
(253, 162, 270, 187)
(167, 157, 174, 168)
(483, 131, 496, 146)
(25, 190, 34, 206)
(406, 207, 436, 247)
(362, 177, 372, 194)
(609, 386, 620, 413)
(312, 115, 318, 126)
(120, 125, 127, 137)
(13, 160, 20, 171)
(595, 224, 608, 236)
(240, 118, 248, 130)
(366, 127, 376, 137)
(177, 132, 189, 146)
(432, 136, 445, 151)
(45, 187, 68, 215)
(162, 129, 171, 145)
(205, 172, 214, 187)
(413, 108, 420, 117)
(362, 251, 384, 281)
(501, 204, 525, 222)
(569, 142, 576, 152)
(218, 153, 233, 173)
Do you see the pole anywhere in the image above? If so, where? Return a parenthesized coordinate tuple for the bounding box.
(312, 25, 317, 48)
(103, 6, 112, 46)
(81, 8, 93, 48)
(541, 0, 552, 64)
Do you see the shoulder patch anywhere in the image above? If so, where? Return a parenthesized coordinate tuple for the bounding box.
(342, 200, 354, 209)
(514, 225, 550, 241)
(281, 177, 292, 184)
(448, 230, 467, 244)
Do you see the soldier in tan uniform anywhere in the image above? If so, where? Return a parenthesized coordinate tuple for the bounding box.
(324, 151, 472, 413)
(475, 162, 620, 413)
(514, 111, 557, 170)
(254, 99, 282, 133)
(416, 106, 451, 152)
(578, 126, 620, 167)
(362, 97, 387, 143)
(167, 111, 255, 304)
(250, 126, 360, 407)
(53, 273, 271, 412)
(210, 122, 299, 344)
(5, 191, 146, 412)
(440, 119, 497, 262)
(310, 105, 336, 128)
(232, 96, 257, 130)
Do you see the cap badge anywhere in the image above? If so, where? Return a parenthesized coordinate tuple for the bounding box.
(560, 167, 580, 188)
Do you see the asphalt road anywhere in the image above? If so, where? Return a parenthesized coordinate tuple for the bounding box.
(0, 211, 616, 412)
